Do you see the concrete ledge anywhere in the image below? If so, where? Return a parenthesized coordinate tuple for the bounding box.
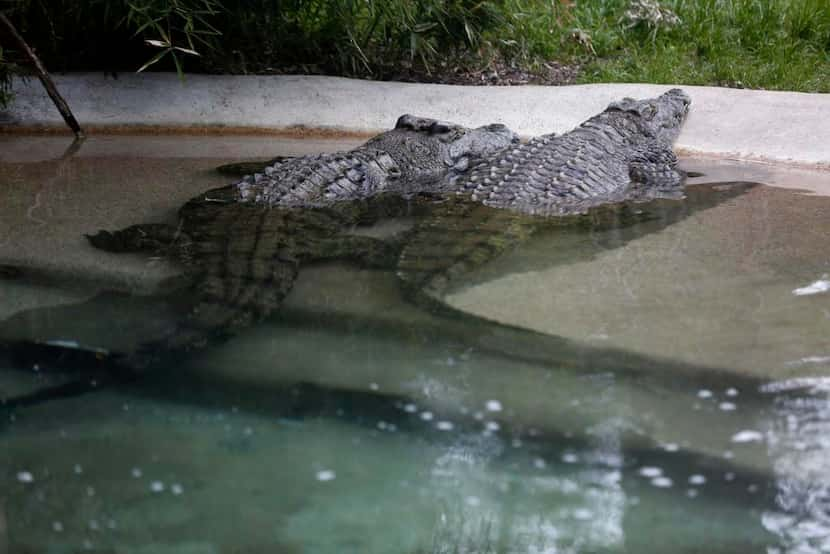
(2, 72, 829, 168)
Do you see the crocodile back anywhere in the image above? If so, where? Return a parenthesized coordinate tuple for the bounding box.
(235, 117, 518, 208)
(457, 133, 633, 215)
(237, 149, 400, 207)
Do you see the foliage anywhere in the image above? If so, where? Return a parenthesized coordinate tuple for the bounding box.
(126, 0, 223, 76)
(1, 0, 829, 92)
(487, 0, 830, 92)
(3, 0, 222, 76)
(210, 0, 501, 76)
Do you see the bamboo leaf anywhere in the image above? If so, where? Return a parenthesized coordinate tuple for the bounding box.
(131, 16, 166, 38)
(136, 49, 169, 73)
(174, 45, 201, 56)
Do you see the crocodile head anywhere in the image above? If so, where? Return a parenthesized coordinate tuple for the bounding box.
(606, 88, 691, 144)
(365, 114, 519, 186)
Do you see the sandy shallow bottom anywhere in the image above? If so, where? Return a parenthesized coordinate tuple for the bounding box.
(1, 135, 830, 552)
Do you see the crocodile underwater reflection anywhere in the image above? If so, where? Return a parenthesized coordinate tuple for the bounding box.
(0, 91, 758, 407)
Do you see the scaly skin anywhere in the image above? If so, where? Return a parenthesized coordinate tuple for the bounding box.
(452, 89, 691, 215)
(235, 115, 518, 206)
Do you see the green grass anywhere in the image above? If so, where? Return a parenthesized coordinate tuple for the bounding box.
(489, 0, 830, 92)
(1, 0, 829, 102)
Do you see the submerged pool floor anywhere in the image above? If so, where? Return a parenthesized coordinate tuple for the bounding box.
(1, 135, 829, 553)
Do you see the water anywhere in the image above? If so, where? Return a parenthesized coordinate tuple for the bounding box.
(1, 135, 830, 553)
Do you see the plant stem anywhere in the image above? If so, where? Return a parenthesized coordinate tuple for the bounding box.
(0, 12, 84, 138)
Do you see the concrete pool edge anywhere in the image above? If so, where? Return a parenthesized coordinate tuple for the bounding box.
(1, 73, 828, 169)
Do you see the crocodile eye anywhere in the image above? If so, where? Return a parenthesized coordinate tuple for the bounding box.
(640, 104, 656, 120)
(429, 121, 455, 135)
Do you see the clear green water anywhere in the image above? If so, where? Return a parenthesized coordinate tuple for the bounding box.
(1, 136, 829, 553)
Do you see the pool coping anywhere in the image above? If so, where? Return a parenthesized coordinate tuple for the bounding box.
(1, 72, 829, 169)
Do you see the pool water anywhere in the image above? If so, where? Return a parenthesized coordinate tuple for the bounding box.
(1, 135, 829, 553)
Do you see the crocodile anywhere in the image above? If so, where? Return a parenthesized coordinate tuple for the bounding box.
(118, 89, 690, 217)
(0, 90, 757, 401)
(452, 88, 691, 215)
(396, 88, 694, 304)
(71, 115, 517, 365)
